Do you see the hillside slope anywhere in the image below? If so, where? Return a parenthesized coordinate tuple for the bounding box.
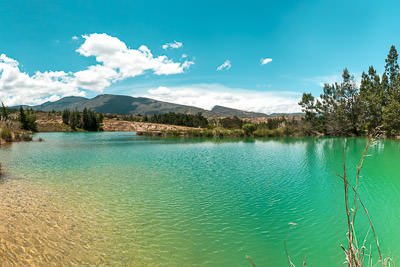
(17, 94, 273, 118)
(210, 105, 268, 118)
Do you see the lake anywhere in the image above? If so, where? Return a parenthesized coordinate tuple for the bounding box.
(0, 132, 399, 266)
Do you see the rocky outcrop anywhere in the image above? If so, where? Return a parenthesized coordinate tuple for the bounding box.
(102, 119, 195, 132)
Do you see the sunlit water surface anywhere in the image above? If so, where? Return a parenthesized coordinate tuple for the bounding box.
(0, 132, 400, 266)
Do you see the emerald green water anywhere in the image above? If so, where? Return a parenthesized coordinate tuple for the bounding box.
(1, 132, 399, 266)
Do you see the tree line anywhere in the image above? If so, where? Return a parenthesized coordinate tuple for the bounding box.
(143, 112, 209, 128)
(62, 108, 104, 131)
(299, 45, 400, 136)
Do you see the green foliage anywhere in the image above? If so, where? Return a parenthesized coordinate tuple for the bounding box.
(18, 106, 37, 132)
(242, 123, 256, 136)
(62, 109, 103, 131)
(69, 110, 81, 130)
(1, 102, 8, 121)
(0, 126, 12, 142)
(219, 116, 243, 129)
(298, 46, 400, 136)
(298, 93, 316, 122)
(148, 112, 208, 128)
(62, 109, 70, 124)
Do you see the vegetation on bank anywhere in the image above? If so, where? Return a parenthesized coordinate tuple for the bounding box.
(136, 116, 298, 138)
(299, 45, 400, 137)
(0, 105, 35, 144)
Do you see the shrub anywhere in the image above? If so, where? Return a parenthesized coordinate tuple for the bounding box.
(242, 123, 257, 136)
(0, 126, 12, 142)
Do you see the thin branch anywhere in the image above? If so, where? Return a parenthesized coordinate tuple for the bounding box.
(335, 172, 383, 264)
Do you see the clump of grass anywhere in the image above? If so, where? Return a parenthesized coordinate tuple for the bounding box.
(0, 126, 13, 142)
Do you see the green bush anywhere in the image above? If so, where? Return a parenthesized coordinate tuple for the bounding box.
(242, 123, 257, 136)
(0, 126, 12, 142)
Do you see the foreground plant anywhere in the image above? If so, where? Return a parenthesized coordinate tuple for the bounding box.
(335, 127, 393, 266)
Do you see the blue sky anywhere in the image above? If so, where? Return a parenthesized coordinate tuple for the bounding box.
(1, 0, 400, 113)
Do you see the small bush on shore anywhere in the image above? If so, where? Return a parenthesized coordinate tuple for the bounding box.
(0, 126, 13, 142)
(14, 133, 33, 142)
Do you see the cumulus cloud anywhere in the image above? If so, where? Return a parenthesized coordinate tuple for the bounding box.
(0, 33, 193, 105)
(72, 36, 79, 40)
(261, 58, 272, 65)
(162, 41, 183, 50)
(216, 60, 231, 71)
(144, 84, 301, 114)
(0, 54, 84, 106)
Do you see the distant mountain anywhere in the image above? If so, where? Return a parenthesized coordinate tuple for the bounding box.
(31, 96, 88, 111)
(14, 94, 274, 118)
(18, 94, 208, 115)
(210, 105, 268, 118)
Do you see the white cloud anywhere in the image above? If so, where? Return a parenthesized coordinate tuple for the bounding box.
(73, 64, 119, 92)
(0, 33, 193, 106)
(162, 41, 183, 50)
(72, 36, 79, 40)
(77, 34, 192, 78)
(261, 58, 272, 65)
(0, 54, 84, 106)
(143, 84, 302, 114)
(216, 60, 231, 71)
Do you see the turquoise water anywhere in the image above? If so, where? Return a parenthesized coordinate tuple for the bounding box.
(1, 132, 400, 266)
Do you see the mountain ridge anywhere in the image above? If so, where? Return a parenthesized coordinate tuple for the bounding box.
(13, 94, 276, 118)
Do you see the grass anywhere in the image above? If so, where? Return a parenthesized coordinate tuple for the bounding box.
(0, 126, 13, 142)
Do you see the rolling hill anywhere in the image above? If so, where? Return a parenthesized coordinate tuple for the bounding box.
(15, 94, 271, 118)
(210, 105, 269, 118)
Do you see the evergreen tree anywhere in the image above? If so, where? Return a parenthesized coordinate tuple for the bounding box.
(383, 46, 400, 136)
(69, 110, 81, 130)
(62, 109, 70, 125)
(1, 102, 8, 121)
(19, 106, 27, 129)
(385, 45, 399, 85)
(359, 66, 384, 133)
(82, 108, 89, 130)
(299, 93, 316, 122)
(18, 106, 37, 131)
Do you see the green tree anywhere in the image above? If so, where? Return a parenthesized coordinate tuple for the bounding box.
(242, 123, 256, 136)
(1, 102, 8, 121)
(359, 66, 384, 133)
(98, 112, 104, 123)
(299, 93, 314, 118)
(18, 106, 37, 132)
(19, 106, 28, 129)
(69, 110, 81, 130)
(62, 109, 70, 124)
(383, 46, 400, 136)
(385, 45, 399, 85)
